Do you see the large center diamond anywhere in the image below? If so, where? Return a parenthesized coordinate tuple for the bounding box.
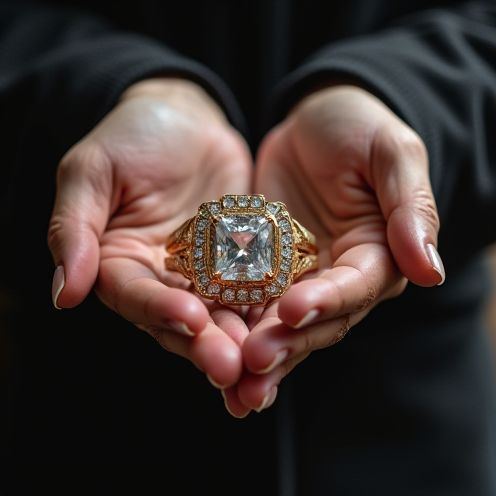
(214, 215, 274, 281)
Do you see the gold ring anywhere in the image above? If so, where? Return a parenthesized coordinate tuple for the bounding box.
(165, 194, 318, 305)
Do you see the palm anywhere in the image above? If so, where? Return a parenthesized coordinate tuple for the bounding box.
(79, 95, 252, 386)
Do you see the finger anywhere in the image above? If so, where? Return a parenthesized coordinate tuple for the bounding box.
(193, 306, 249, 388)
(98, 257, 209, 335)
(278, 243, 404, 329)
(221, 387, 251, 419)
(370, 125, 445, 286)
(236, 352, 310, 412)
(99, 258, 244, 386)
(47, 145, 112, 308)
(243, 311, 367, 375)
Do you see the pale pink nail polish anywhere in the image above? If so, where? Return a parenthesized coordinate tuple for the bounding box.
(257, 349, 289, 374)
(255, 386, 278, 413)
(51, 265, 65, 310)
(164, 320, 195, 336)
(294, 309, 320, 329)
(426, 243, 446, 285)
(207, 374, 226, 389)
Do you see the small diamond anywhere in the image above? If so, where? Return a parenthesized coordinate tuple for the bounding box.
(279, 219, 291, 231)
(194, 247, 203, 258)
(282, 246, 292, 258)
(197, 219, 208, 230)
(209, 202, 221, 215)
(267, 284, 279, 295)
(237, 289, 249, 301)
(223, 288, 235, 301)
(207, 283, 220, 294)
(282, 233, 292, 245)
(277, 273, 288, 286)
(199, 274, 209, 286)
(223, 196, 236, 208)
(251, 289, 263, 302)
(250, 196, 263, 208)
(194, 260, 204, 271)
(281, 260, 292, 272)
(267, 203, 280, 215)
(237, 196, 249, 208)
(195, 236, 203, 246)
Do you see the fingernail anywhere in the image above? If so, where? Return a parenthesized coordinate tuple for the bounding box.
(426, 243, 446, 286)
(207, 374, 226, 389)
(221, 390, 250, 419)
(255, 386, 278, 413)
(257, 349, 289, 374)
(52, 265, 65, 310)
(294, 308, 320, 329)
(164, 320, 195, 337)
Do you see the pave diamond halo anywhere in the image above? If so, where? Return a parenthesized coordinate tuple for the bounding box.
(165, 194, 318, 306)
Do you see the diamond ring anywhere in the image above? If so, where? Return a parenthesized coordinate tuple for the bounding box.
(165, 194, 318, 306)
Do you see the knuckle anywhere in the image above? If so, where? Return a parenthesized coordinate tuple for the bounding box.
(376, 124, 427, 166)
(409, 189, 440, 230)
(57, 142, 109, 184)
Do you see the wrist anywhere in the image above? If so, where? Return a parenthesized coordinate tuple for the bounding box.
(120, 77, 228, 125)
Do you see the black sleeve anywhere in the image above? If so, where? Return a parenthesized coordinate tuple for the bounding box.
(269, 2, 496, 268)
(0, 1, 245, 161)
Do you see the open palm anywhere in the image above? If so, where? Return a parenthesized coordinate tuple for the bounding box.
(48, 80, 253, 388)
(224, 86, 444, 416)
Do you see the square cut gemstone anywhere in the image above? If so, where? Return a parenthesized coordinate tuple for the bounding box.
(214, 215, 274, 281)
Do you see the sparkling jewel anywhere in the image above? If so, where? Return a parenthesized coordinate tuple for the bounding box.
(266, 203, 280, 215)
(277, 273, 288, 286)
(223, 288, 236, 301)
(209, 202, 221, 214)
(223, 196, 236, 208)
(237, 196, 249, 207)
(237, 289, 249, 301)
(282, 246, 292, 258)
(197, 219, 208, 230)
(251, 289, 263, 302)
(279, 219, 291, 231)
(281, 260, 292, 272)
(214, 215, 274, 281)
(199, 274, 209, 286)
(267, 284, 279, 295)
(250, 196, 263, 208)
(195, 236, 203, 246)
(194, 247, 203, 258)
(194, 260, 204, 271)
(207, 283, 220, 294)
(282, 233, 292, 245)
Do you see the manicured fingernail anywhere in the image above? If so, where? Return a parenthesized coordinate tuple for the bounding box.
(426, 243, 446, 286)
(52, 265, 65, 310)
(221, 390, 250, 419)
(164, 320, 195, 337)
(207, 374, 226, 389)
(294, 308, 320, 329)
(257, 349, 289, 374)
(255, 386, 278, 413)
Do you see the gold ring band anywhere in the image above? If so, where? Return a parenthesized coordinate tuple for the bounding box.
(165, 194, 318, 305)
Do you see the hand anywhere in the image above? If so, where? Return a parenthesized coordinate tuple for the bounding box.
(48, 78, 253, 389)
(224, 85, 445, 416)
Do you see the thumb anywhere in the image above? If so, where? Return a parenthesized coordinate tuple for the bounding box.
(48, 145, 112, 308)
(371, 126, 445, 287)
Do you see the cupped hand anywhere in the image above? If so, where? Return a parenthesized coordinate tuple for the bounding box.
(224, 85, 445, 416)
(48, 78, 253, 389)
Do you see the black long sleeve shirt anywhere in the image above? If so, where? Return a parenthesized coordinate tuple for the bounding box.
(1, 1, 495, 494)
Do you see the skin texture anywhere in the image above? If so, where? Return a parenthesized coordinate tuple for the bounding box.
(224, 85, 444, 417)
(48, 78, 253, 388)
(48, 80, 444, 418)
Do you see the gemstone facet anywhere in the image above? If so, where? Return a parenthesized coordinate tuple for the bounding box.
(214, 215, 274, 281)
